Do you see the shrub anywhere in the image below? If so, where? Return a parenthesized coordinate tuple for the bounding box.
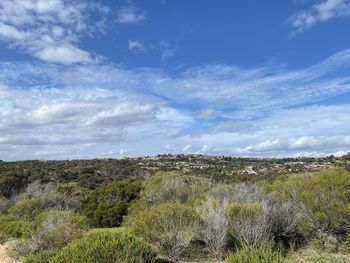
(263, 197, 303, 248)
(339, 234, 350, 254)
(7, 182, 86, 222)
(140, 172, 211, 205)
(226, 247, 285, 263)
(0, 213, 32, 242)
(227, 202, 271, 248)
(8, 198, 42, 221)
(197, 198, 229, 259)
(81, 181, 141, 227)
(50, 229, 157, 263)
(23, 249, 59, 263)
(268, 169, 350, 236)
(0, 173, 28, 198)
(11, 211, 87, 258)
(129, 203, 198, 261)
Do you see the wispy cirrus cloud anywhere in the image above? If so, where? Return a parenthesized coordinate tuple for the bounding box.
(289, 0, 350, 32)
(0, 0, 110, 64)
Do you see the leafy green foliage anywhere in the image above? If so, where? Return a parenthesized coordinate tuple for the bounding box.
(8, 198, 42, 221)
(0, 213, 32, 242)
(11, 211, 87, 259)
(81, 180, 141, 227)
(129, 203, 197, 260)
(0, 159, 144, 192)
(140, 172, 211, 205)
(228, 202, 262, 218)
(226, 248, 285, 263)
(50, 229, 157, 263)
(23, 249, 59, 263)
(0, 172, 28, 198)
(267, 169, 350, 236)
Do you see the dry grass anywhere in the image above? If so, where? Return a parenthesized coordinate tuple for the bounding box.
(287, 248, 350, 263)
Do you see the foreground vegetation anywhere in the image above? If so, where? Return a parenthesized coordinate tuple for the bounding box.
(0, 156, 349, 262)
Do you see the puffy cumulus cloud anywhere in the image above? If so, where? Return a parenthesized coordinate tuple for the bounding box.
(0, 0, 109, 64)
(289, 0, 350, 32)
(1, 48, 350, 159)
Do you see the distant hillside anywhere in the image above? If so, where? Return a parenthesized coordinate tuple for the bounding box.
(1, 154, 349, 198)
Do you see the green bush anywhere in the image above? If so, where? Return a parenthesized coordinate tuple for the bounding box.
(227, 202, 270, 248)
(267, 169, 350, 236)
(0, 173, 28, 198)
(50, 229, 157, 263)
(140, 172, 211, 205)
(0, 213, 32, 241)
(8, 198, 42, 221)
(11, 211, 87, 258)
(228, 202, 262, 218)
(81, 181, 141, 227)
(226, 248, 285, 263)
(129, 203, 197, 261)
(23, 249, 59, 263)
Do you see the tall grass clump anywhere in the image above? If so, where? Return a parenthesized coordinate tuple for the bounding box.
(50, 229, 157, 263)
(226, 247, 285, 263)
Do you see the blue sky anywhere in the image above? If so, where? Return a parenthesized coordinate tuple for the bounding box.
(0, 0, 350, 160)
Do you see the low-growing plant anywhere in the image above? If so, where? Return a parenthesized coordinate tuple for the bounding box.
(267, 169, 350, 236)
(23, 249, 59, 263)
(339, 234, 350, 254)
(228, 202, 271, 248)
(310, 232, 339, 253)
(8, 198, 42, 221)
(226, 247, 285, 263)
(11, 210, 87, 258)
(129, 203, 198, 261)
(50, 229, 157, 263)
(0, 213, 32, 242)
(140, 172, 211, 205)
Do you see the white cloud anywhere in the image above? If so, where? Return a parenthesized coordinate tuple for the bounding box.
(35, 45, 94, 65)
(0, 0, 109, 64)
(1, 48, 350, 159)
(237, 136, 350, 155)
(116, 6, 145, 24)
(289, 0, 350, 32)
(128, 40, 146, 54)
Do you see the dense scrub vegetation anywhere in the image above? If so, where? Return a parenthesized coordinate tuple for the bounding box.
(0, 157, 349, 262)
(50, 229, 157, 263)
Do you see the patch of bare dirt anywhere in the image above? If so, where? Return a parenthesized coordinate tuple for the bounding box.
(0, 242, 20, 263)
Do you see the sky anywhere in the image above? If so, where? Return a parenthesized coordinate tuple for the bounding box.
(1, 0, 350, 160)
